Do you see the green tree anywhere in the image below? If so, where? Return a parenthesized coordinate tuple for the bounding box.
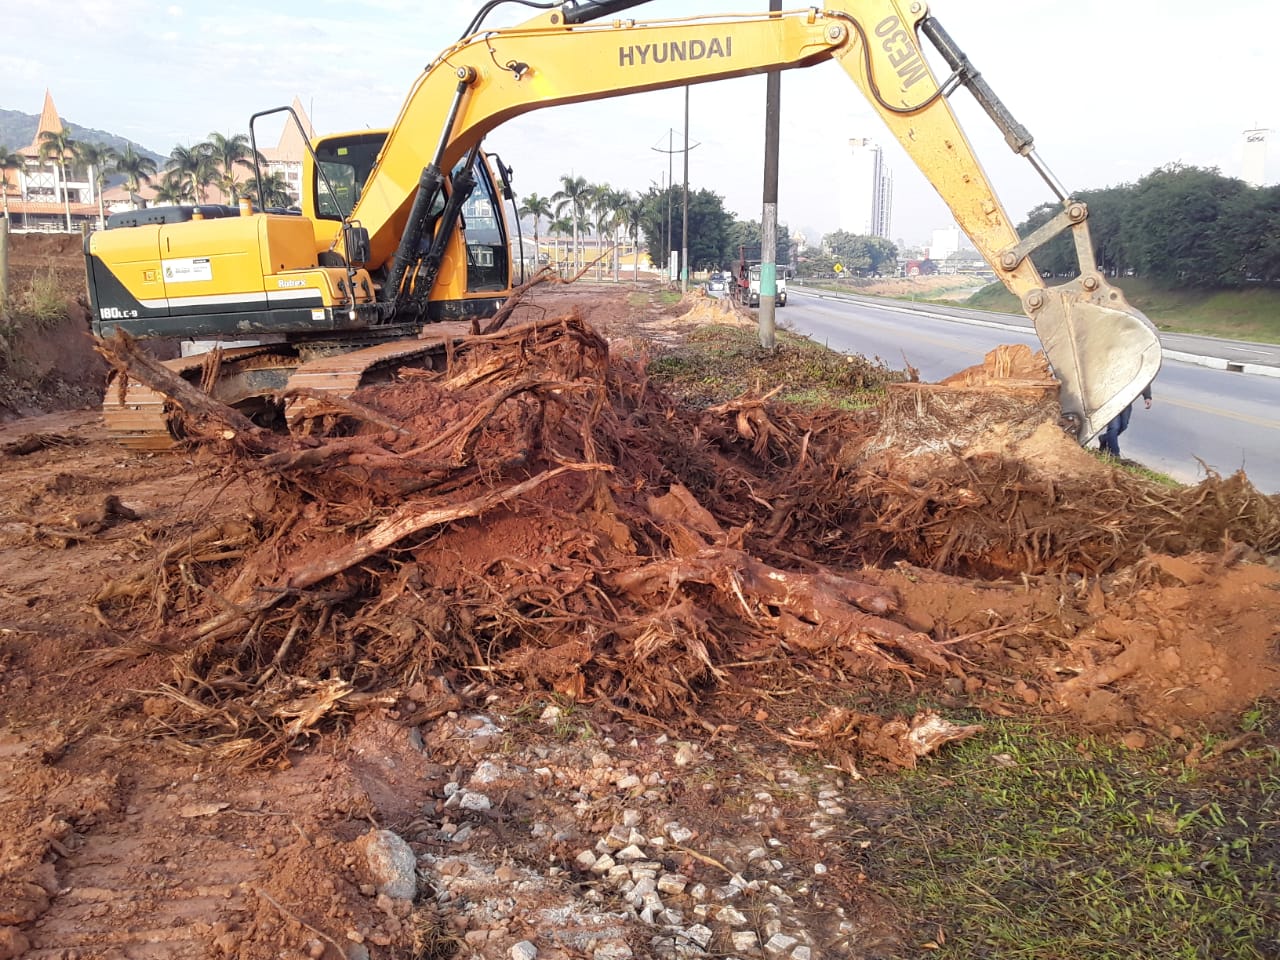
(167, 142, 216, 203)
(640, 186, 736, 273)
(241, 172, 296, 209)
(152, 171, 193, 205)
(611, 190, 642, 283)
(586, 183, 618, 280)
(518, 192, 553, 264)
(1230, 184, 1280, 283)
(552, 174, 591, 271)
(818, 230, 897, 276)
(730, 218, 796, 270)
(38, 129, 77, 232)
(73, 142, 119, 230)
(0, 145, 23, 222)
(206, 132, 256, 203)
(548, 215, 573, 270)
(1121, 165, 1249, 287)
(115, 145, 158, 202)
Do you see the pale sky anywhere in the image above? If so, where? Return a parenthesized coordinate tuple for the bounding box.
(3, 0, 1275, 246)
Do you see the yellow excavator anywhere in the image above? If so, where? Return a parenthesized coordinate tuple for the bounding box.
(85, 0, 1161, 448)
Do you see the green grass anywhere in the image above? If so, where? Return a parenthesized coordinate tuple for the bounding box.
(0, 268, 70, 368)
(966, 279, 1280, 344)
(846, 708, 1280, 959)
(1091, 449, 1185, 487)
(628, 288, 684, 308)
(646, 322, 902, 408)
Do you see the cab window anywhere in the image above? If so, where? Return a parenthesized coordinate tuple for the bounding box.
(460, 156, 509, 292)
(314, 133, 386, 221)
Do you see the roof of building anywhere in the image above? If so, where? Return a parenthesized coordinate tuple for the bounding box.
(20, 90, 67, 158)
(261, 98, 315, 164)
(100, 182, 160, 203)
(3, 199, 99, 217)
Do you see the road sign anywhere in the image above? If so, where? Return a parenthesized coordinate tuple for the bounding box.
(833, 262, 844, 274)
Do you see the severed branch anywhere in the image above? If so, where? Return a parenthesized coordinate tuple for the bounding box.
(195, 463, 610, 639)
(283, 463, 608, 588)
(610, 547, 949, 670)
(282, 387, 414, 437)
(95, 330, 287, 455)
(478, 266, 558, 335)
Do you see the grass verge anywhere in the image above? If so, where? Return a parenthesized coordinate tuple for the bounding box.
(646, 322, 903, 408)
(967, 279, 1280, 344)
(847, 708, 1279, 959)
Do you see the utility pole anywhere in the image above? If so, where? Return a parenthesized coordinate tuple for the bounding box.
(652, 120, 699, 286)
(759, 0, 783, 349)
(682, 85, 690, 294)
(668, 130, 674, 281)
(653, 130, 675, 282)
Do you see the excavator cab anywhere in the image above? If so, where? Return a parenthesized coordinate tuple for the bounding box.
(301, 128, 517, 321)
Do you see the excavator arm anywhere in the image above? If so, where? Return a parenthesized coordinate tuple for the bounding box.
(348, 0, 1160, 440)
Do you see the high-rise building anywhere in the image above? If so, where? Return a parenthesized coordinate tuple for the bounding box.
(838, 138, 892, 239)
(1242, 128, 1270, 187)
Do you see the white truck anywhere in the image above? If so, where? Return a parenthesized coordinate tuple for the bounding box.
(746, 263, 787, 308)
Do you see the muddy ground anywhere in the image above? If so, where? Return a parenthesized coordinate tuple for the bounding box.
(1, 234, 1278, 959)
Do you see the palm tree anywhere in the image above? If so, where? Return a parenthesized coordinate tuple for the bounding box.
(241, 173, 295, 210)
(0, 145, 23, 223)
(167, 142, 215, 203)
(586, 183, 615, 281)
(115, 145, 158, 204)
(38, 129, 77, 232)
(518, 192, 553, 265)
(549, 215, 573, 271)
(552, 174, 590, 272)
(73, 142, 118, 230)
(617, 192, 645, 284)
(152, 171, 193, 205)
(601, 187, 630, 282)
(206, 132, 256, 203)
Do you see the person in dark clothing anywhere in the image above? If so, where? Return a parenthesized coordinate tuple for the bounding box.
(1098, 381, 1153, 457)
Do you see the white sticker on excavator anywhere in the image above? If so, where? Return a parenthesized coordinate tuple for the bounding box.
(162, 258, 213, 283)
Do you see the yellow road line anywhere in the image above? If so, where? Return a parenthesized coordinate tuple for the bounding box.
(1163, 396, 1280, 431)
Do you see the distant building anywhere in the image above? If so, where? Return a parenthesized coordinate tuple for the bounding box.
(259, 98, 315, 205)
(1242, 128, 1270, 187)
(838, 138, 892, 239)
(1, 90, 99, 231)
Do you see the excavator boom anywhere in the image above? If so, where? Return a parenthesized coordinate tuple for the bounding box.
(343, 0, 1160, 438)
(88, 0, 1161, 444)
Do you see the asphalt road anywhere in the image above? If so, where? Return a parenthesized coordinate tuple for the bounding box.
(777, 285, 1280, 494)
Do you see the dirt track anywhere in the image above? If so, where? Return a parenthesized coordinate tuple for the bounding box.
(1, 235, 1279, 959)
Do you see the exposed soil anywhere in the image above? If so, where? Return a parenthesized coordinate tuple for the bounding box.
(1, 235, 1278, 959)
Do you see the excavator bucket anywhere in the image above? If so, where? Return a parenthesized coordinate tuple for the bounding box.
(1031, 277, 1162, 442)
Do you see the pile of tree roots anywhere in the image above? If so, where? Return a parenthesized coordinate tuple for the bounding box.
(93, 313, 1280, 760)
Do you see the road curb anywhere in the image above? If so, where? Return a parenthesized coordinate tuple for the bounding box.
(1161, 350, 1280, 378)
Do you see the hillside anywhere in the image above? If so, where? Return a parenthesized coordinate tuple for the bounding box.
(0, 106, 165, 165)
